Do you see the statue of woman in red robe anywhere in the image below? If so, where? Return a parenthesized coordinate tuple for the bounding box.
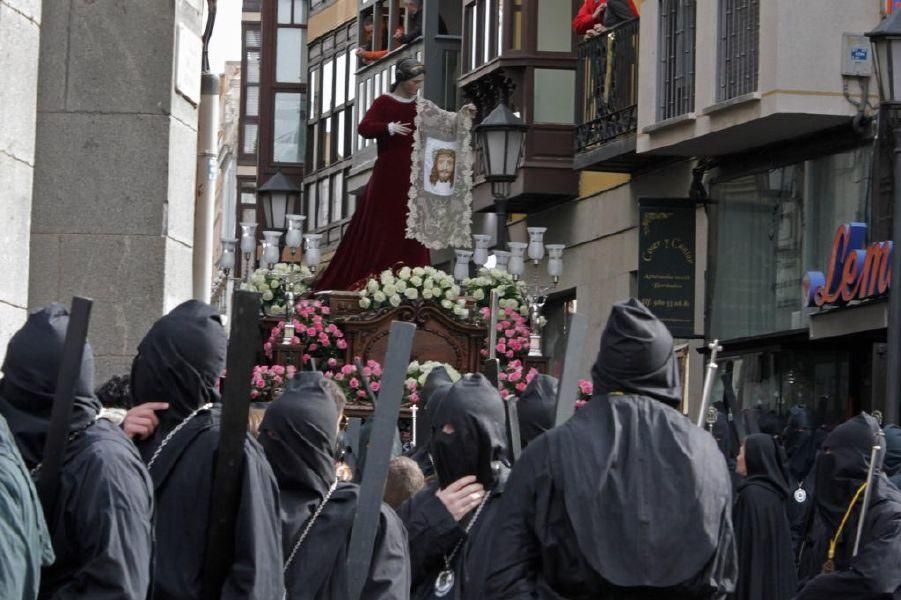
(314, 59, 472, 291)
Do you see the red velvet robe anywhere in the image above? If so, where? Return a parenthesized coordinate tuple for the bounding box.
(314, 94, 430, 291)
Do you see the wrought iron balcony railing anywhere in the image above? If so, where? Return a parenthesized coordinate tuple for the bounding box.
(575, 18, 640, 153)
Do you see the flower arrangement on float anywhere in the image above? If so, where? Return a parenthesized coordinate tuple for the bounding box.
(324, 359, 383, 403)
(479, 306, 532, 363)
(404, 360, 463, 404)
(357, 266, 469, 318)
(497, 360, 540, 400)
(263, 299, 347, 364)
(463, 267, 530, 317)
(250, 364, 298, 402)
(240, 262, 313, 315)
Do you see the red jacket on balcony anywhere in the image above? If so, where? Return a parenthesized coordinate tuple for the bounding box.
(572, 0, 638, 34)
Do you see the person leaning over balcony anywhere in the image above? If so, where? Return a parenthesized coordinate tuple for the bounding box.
(572, 0, 606, 36)
(356, 14, 389, 64)
(604, 0, 639, 28)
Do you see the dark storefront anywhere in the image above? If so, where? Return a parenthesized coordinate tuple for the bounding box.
(705, 137, 886, 431)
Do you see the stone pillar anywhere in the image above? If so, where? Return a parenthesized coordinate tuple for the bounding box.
(29, 0, 204, 382)
(0, 0, 41, 366)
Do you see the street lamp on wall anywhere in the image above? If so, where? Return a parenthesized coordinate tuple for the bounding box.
(474, 102, 527, 249)
(257, 170, 302, 232)
(868, 11, 901, 425)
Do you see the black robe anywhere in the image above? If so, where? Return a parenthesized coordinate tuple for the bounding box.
(398, 373, 510, 599)
(140, 405, 282, 599)
(732, 434, 796, 600)
(485, 299, 737, 599)
(131, 300, 282, 599)
(782, 405, 819, 555)
(796, 414, 901, 598)
(260, 372, 410, 600)
(517, 374, 557, 448)
(0, 303, 153, 599)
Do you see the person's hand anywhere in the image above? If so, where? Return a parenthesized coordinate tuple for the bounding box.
(593, 4, 604, 20)
(122, 402, 169, 440)
(436, 475, 485, 522)
(593, 23, 606, 33)
(388, 122, 413, 136)
(393, 27, 404, 41)
(584, 29, 598, 39)
(355, 47, 365, 56)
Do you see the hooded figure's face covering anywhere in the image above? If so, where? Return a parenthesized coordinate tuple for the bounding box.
(591, 298, 681, 407)
(430, 373, 507, 490)
(742, 433, 791, 498)
(130, 300, 227, 437)
(0, 303, 99, 466)
(517, 374, 558, 447)
(813, 413, 883, 529)
(259, 372, 338, 499)
(783, 404, 817, 480)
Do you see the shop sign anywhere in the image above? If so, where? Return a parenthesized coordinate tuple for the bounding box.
(803, 223, 892, 308)
(638, 199, 696, 338)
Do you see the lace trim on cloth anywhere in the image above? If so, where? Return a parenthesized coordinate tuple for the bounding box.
(406, 98, 474, 250)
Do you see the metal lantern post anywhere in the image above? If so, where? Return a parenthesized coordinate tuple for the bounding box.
(868, 11, 901, 425)
(257, 171, 302, 233)
(474, 102, 527, 250)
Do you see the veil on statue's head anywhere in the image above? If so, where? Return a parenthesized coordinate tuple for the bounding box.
(392, 58, 425, 92)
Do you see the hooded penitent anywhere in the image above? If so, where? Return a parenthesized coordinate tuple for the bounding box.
(732, 434, 796, 600)
(130, 299, 227, 458)
(396, 372, 511, 599)
(0, 304, 154, 598)
(430, 373, 508, 490)
(262, 372, 411, 600)
(517, 374, 558, 448)
(796, 413, 901, 598)
(484, 299, 736, 598)
(0, 303, 99, 466)
(132, 300, 283, 600)
(407, 366, 455, 476)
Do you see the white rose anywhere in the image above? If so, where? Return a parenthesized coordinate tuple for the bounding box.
(441, 299, 453, 310)
(274, 263, 289, 273)
(398, 266, 412, 280)
(410, 276, 423, 287)
(380, 270, 395, 285)
(262, 290, 274, 302)
(367, 279, 380, 294)
(444, 289, 457, 301)
(412, 267, 425, 277)
(270, 303, 286, 315)
(424, 277, 435, 289)
(359, 297, 372, 309)
(423, 289, 434, 300)
(473, 289, 485, 301)
(374, 291, 387, 303)
(389, 294, 402, 307)
(520, 307, 530, 317)
(396, 280, 408, 292)
(453, 306, 465, 316)
(405, 287, 419, 300)
(432, 288, 443, 299)
(405, 377, 417, 388)
(383, 284, 397, 296)
(424, 266, 437, 276)
(270, 280, 281, 289)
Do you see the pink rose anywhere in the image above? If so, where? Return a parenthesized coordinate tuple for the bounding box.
(357, 390, 367, 398)
(337, 339, 348, 350)
(321, 306, 330, 315)
(506, 350, 514, 359)
(515, 382, 527, 393)
(255, 379, 266, 389)
(341, 364, 354, 375)
(505, 329, 515, 338)
(349, 378, 360, 389)
(407, 381, 418, 391)
(272, 365, 285, 376)
(409, 392, 420, 404)
(500, 389, 511, 399)
(302, 353, 311, 363)
(259, 365, 269, 373)
(306, 327, 316, 337)
(363, 367, 372, 377)
(504, 307, 514, 316)
(291, 336, 300, 345)
(509, 371, 522, 383)
(335, 373, 345, 381)
(264, 342, 273, 353)
(576, 400, 588, 409)
(251, 390, 259, 399)
(327, 358, 338, 367)
(371, 381, 381, 392)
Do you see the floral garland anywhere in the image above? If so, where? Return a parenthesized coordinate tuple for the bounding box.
(463, 267, 530, 318)
(479, 306, 532, 363)
(263, 299, 347, 365)
(404, 360, 462, 404)
(250, 364, 297, 402)
(357, 266, 468, 318)
(240, 263, 312, 315)
(324, 359, 383, 403)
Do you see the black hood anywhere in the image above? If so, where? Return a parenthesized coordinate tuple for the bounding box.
(883, 424, 901, 479)
(591, 298, 681, 407)
(783, 404, 818, 482)
(814, 413, 884, 529)
(430, 373, 507, 489)
(0, 303, 100, 467)
(131, 300, 226, 439)
(741, 433, 790, 499)
(259, 372, 337, 498)
(517, 374, 558, 447)
(415, 366, 455, 450)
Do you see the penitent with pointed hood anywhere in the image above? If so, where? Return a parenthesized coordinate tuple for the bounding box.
(0, 304, 153, 598)
(259, 371, 410, 599)
(796, 413, 901, 598)
(484, 298, 737, 598)
(130, 300, 283, 599)
(395, 372, 510, 599)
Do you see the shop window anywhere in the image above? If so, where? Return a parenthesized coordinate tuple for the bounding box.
(708, 146, 873, 341)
